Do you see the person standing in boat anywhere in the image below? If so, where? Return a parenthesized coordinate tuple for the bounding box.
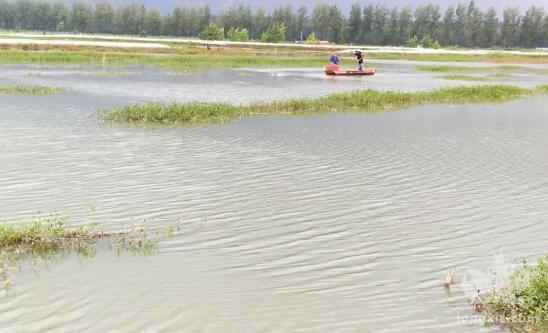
(354, 50, 364, 71)
(329, 54, 341, 65)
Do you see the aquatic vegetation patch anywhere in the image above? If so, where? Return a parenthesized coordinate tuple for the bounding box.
(441, 75, 497, 82)
(372, 52, 548, 64)
(103, 85, 538, 126)
(0, 85, 64, 95)
(0, 216, 176, 290)
(105, 103, 241, 124)
(535, 85, 548, 94)
(480, 256, 548, 332)
(418, 65, 481, 73)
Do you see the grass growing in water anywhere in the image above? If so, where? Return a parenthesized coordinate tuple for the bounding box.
(481, 256, 548, 332)
(0, 216, 177, 290)
(0, 48, 326, 72)
(0, 85, 64, 95)
(418, 65, 481, 73)
(441, 75, 504, 82)
(103, 85, 540, 125)
(371, 52, 548, 64)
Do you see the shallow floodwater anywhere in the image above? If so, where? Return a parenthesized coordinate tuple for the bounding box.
(1, 63, 548, 333)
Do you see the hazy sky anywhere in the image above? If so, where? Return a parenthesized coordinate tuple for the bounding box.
(85, 0, 548, 12)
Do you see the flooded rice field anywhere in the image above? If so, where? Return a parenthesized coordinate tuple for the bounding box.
(2, 62, 548, 332)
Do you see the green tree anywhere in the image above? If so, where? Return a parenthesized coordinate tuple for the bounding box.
(94, 3, 115, 34)
(398, 7, 413, 45)
(295, 6, 308, 41)
(327, 5, 344, 43)
(483, 7, 499, 47)
(520, 6, 545, 48)
(464, 1, 483, 47)
(362, 5, 374, 43)
(441, 6, 456, 46)
(70, 1, 93, 33)
(371, 5, 388, 45)
(501, 7, 521, 48)
(348, 3, 362, 43)
(52, 3, 69, 32)
(144, 10, 163, 36)
(386, 8, 400, 45)
(253, 8, 270, 40)
(312, 4, 330, 41)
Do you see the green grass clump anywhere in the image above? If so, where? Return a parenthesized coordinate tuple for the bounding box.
(103, 85, 536, 126)
(106, 103, 241, 124)
(483, 257, 548, 332)
(0, 85, 64, 95)
(535, 85, 548, 94)
(0, 216, 177, 290)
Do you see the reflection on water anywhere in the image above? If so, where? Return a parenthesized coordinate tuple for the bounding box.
(1, 63, 548, 332)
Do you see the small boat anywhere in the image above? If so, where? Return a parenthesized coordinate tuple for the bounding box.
(325, 64, 376, 76)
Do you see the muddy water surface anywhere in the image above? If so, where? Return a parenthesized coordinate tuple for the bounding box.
(1, 63, 548, 332)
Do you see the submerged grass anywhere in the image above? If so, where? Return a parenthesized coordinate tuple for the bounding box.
(103, 85, 539, 126)
(481, 256, 548, 332)
(0, 85, 64, 95)
(0, 216, 178, 290)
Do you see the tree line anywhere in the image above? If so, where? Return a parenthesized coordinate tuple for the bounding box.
(0, 0, 548, 48)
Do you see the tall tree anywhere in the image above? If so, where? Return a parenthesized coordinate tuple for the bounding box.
(70, 1, 93, 32)
(348, 3, 362, 44)
(454, 3, 467, 46)
(441, 6, 456, 46)
(520, 6, 545, 48)
(144, 9, 162, 36)
(94, 3, 115, 34)
(483, 7, 499, 47)
(387, 7, 400, 45)
(501, 7, 521, 48)
(398, 6, 413, 45)
(295, 6, 308, 41)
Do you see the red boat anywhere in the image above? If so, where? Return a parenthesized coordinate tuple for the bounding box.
(325, 64, 376, 76)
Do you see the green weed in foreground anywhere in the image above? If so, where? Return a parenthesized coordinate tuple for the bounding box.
(0, 216, 177, 290)
(0, 85, 64, 95)
(482, 256, 548, 332)
(103, 85, 538, 126)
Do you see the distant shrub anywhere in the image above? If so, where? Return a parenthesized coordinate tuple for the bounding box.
(406, 36, 419, 48)
(200, 24, 224, 41)
(227, 27, 249, 42)
(305, 32, 320, 44)
(261, 23, 286, 43)
(420, 35, 434, 48)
